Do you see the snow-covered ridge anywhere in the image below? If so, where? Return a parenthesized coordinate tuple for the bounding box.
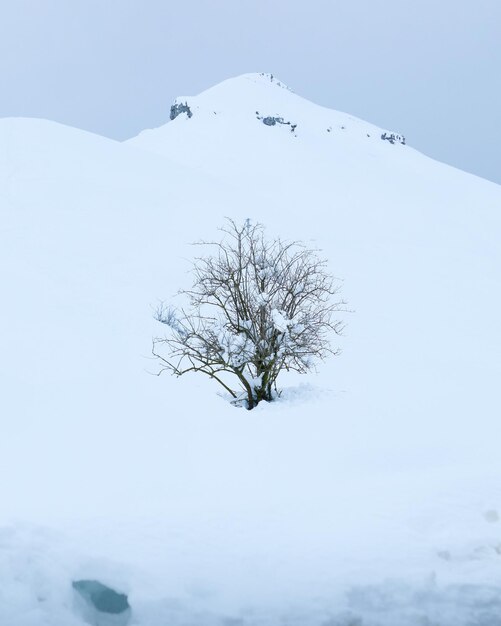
(130, 72, 406, 152)
(243, 71, 293, 91)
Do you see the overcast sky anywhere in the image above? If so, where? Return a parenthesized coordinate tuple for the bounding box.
(1, 0, 500, 184)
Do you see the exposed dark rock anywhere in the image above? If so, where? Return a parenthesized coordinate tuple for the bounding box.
(381, 131, 406, 145)
(258, 72, 291, 90)
(73, 580, 131, 625)
(170, 101, 193, 121)
(257, 114, 297, 133)
(262, 116, 282, 126)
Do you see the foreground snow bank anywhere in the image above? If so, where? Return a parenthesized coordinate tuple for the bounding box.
(2, 388, 501, 626)
(2, 506, 501, 626)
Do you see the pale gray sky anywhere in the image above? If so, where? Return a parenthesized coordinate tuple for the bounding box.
(1, 0, 500, 183)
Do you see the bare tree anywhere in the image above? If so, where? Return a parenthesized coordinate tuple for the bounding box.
(153, 219, 345, 409)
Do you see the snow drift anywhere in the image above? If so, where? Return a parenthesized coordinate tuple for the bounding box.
(1, 73, 501, 625)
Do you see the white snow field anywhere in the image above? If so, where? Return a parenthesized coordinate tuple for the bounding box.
(1, 72, 501, 625)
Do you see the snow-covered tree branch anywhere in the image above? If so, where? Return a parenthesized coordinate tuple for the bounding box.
(153, 219, 346, 409)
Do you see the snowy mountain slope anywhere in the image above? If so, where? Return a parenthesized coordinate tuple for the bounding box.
(2, 75, 501, 625)
(129, 71, 501, 464)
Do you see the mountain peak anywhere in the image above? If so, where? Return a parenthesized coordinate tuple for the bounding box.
(168, 71, 298, 120)
(229, 72, 293, 91)
(129, 72, 407, 162)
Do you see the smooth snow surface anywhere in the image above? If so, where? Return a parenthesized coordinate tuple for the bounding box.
(2, 73, 501, 625)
